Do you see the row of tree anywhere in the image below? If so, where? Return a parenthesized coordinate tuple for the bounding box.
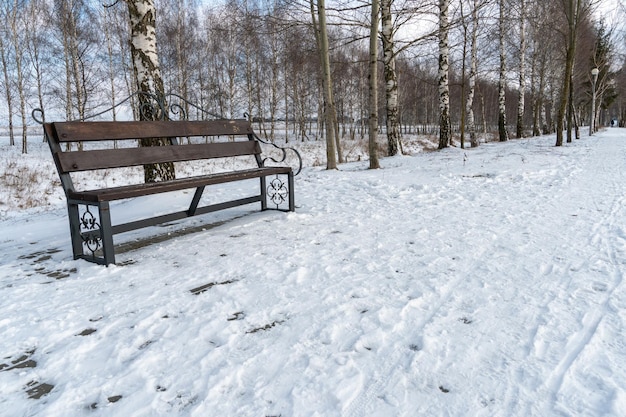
(0, 0, 623, 169)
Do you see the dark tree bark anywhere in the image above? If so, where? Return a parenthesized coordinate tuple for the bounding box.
(556, 0, 581, 146)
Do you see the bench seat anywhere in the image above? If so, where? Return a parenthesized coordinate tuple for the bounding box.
(68, 166, 292, 202)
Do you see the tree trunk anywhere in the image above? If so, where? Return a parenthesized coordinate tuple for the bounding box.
(0, 32, 15, 147)
(175, 0, 189, 115)
(368, 0, 380, 169)
(25, 1, 47, 141)
(268, 16, 280, 141)
(460, 1, 467, 150)
(530, 38, 540, 136)
(311, 0, 338, 169)
(126, 0, 176, 182)
(438, 0, 451, 149)
(572, 99, 580, 139)
(467, 0, 479, 147)
(69, 4, 84, 122)
(516, 0, 526, 139)
(244, 6, 254, 121)
(567, 73, 573, 143)
(498, 0, 508, 142)
(8, 0, 27, 153)
(103, 7, 117, 123)
(381, 0, 401, 156)
(555, 0, 579, 147)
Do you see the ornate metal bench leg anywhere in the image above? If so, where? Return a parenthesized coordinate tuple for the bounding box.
(98, 202, 115, 265)
(260, 176, 268, 211)
(288, 171, 295, 212)
(67, 201, 84, 260)
(68, 200, 115, 265)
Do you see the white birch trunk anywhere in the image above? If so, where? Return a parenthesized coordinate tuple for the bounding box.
(68, 4, 84, 122)
(498, 0, 508, 142)
(175, 0, 190, 116)
(126, 0, 175, 182)
(438, 0, 451, 149)
(0, 32, 15, 147)
(466, 0, 479, 147)
(516, 0, 526, 138)
(381, 0, 401, 156)
(62, 23, 73, 123)
(127, 0, 165, 107)
(268, 16, 280, 141)
(103, 7, 117, 122)
(9, 0, 27, 153)
(529, 35, 538, 136)
(25, 0, 47, 141)
(368, 0, 380, 168)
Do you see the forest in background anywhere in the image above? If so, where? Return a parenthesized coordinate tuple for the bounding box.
(0, 0, 625, 157)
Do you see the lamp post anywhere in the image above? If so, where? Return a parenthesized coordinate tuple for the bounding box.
(589, 67, 599, 136)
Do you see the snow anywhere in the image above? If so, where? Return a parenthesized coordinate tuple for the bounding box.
(1, 128, 626, 416)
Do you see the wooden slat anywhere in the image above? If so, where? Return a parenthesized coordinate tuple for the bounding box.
(57, 141, 262, 172)
(67, 166, 292, 202)
(52, 120, 253, 142)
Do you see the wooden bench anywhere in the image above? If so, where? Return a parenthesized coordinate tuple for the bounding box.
(43, 119, 298, 265)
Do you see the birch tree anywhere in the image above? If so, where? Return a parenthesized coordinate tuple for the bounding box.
(0, 21, 15, 147)
(26, 0, 50, 136)
(465, 0, 480, 147)
(311, 0, 338, 169)
(125, 0, 175, 182)
(438, 0, 451, 149)
(498, 0, 509, 141)
(516, 0, 527, 138)
(265, 3, 283, 141)
(102, 5, 121, 122)
(7, 0, 28, 153)
(56, 0, 89, 124)
(381, 0, 401, 156)
(158, 0, 198, 108)
(528, 0, 553, 136)
(369, 0, 380, 168)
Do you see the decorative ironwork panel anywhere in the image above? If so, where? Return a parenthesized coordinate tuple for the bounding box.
(79, 206, 102, 257)
(267, 176, 289, 209)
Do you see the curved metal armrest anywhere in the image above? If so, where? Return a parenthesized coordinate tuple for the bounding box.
(254, 133, 303, 176)
(32, 108, 45, 124)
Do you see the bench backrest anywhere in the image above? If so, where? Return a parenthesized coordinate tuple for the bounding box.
(44, 120, 262, 174)
(43, 119, 267, 197)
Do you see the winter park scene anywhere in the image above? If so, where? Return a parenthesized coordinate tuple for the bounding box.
(2, 0, 626, 416)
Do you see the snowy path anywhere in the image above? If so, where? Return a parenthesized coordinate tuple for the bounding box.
(1, 130, 625, 416)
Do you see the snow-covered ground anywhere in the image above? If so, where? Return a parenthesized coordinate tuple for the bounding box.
(1, 129, 625, 417)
